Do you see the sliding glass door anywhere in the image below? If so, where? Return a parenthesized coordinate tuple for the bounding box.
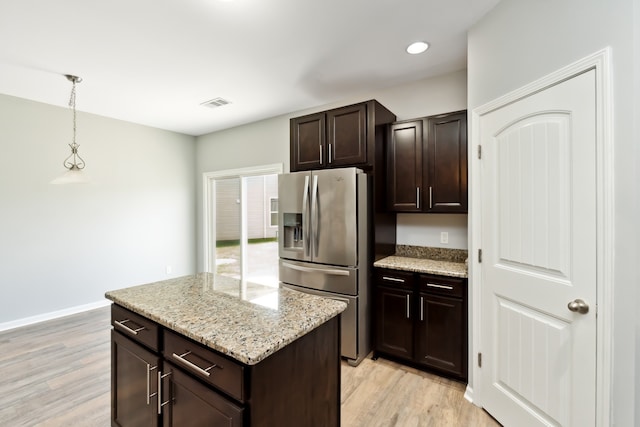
(213, 176, 242, 280)
(204, 165, 282, 289)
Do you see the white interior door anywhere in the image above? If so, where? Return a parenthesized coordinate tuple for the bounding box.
(479, 69, 597, 426)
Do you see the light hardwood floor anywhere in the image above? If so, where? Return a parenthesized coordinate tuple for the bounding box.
(0, 307, 499, 426)
(0, 307, 111, 426)
(342, 358, 499, 426)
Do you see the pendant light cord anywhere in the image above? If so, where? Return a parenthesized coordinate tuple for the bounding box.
(69, 78, 77, 147)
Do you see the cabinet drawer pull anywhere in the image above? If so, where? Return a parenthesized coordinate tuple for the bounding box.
(172, 351, 217, 377)
(114, 319, 145, 335)
(427, 283, 454, 290)
(382, 276, 405, 283)
(406, 295, 410, 319)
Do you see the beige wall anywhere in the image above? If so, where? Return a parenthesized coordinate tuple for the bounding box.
(0, 94, 197, 326)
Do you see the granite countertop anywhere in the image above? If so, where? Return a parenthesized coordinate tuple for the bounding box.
(373, 245, 468, 278)
(105, 273, 346, 365)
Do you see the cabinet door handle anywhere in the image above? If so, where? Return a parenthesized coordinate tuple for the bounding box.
(429, 186, 433, 209)
(146, 364, 158, 405)
(158, 371, 172, 415)
(382, 276, 405, 283)
(172, 351, 217, 377)
(420, 297, 424, 321)
(427, 283, 454, 290)
(416, 187, 420, 209)
(406, 295, 410, 319)
(328, 143, 333, 163)
(114, 319, 145, 335)
(319, 144, 323, 165)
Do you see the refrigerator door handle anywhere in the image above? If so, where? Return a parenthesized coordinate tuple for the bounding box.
(311, 174, 320, 257)
(302, 175, 311, 256)
(281, 262, 350, 276)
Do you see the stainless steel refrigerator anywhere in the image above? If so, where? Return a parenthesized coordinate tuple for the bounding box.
(278, 167, 370, 366)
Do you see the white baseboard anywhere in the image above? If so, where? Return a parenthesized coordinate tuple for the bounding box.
(0, 300, 111, 332)
(464, 385, 476, 404)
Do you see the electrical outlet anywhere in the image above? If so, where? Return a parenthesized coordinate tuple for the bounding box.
(440, 232, 449, 244)
(166, 265, 172, 275)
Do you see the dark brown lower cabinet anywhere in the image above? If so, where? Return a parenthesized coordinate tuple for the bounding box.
(415, 292, 465, 377)
(375, 285, 414, 360)
(374, 268, 468, 381)
(111, 304, 340, 427)
(161, 363, 243, 427)
(111, 330, 160, 427)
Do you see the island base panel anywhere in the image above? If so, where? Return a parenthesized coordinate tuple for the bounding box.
(248, 315, 341, 427)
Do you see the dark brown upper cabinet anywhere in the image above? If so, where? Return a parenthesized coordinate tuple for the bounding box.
(426, 111, 468, 213)
(387, 110, 468, 213)
(290, 112, 326, 171)
(290, 100, 395, 172)
(327, 103, 367, 167)
(387, 119, 424, 211)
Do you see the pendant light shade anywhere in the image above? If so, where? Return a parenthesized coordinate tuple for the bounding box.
(50, 165, 89, 184)
(51, 74, 90, 184)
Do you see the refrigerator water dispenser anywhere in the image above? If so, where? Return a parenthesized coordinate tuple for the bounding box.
(282, 213, 303, 249)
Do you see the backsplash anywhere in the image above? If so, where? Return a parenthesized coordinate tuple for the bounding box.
(395, 245, 468, 263)
(396, 214, 468, 250)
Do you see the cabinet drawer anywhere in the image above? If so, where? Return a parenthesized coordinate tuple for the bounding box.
(375, 269, 415, 289)
(418, 274, 466, 298)
(111, 304, 160, 352)
(163, 329, 245, 402)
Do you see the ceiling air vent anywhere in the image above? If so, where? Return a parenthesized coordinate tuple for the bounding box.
(200, 97, 232, 109)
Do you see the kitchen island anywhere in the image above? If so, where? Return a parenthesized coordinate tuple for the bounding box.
(105, 273, 346, 426)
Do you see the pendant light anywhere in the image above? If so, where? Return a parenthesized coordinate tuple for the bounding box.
(51, 74, 90, 184)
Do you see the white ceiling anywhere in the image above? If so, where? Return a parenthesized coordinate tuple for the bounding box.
(0, 0, 499, 136)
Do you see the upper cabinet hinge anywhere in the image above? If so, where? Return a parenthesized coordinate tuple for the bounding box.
(478, 352, 482, 367)
(478, 249, 482, 263)
(478, 145, 482, 159)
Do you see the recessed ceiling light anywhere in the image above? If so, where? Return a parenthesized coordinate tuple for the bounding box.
(406, 41, 429, 55)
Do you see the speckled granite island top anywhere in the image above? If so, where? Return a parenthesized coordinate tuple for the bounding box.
(105, 273, 346, 365)
(373, 245, 468, 278)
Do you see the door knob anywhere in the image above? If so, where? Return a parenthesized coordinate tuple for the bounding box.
(567, 299, 589, 314)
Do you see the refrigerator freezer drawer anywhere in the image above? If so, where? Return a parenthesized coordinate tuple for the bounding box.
(280, 283, 358, 361)
(279, 259, 358, 296)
